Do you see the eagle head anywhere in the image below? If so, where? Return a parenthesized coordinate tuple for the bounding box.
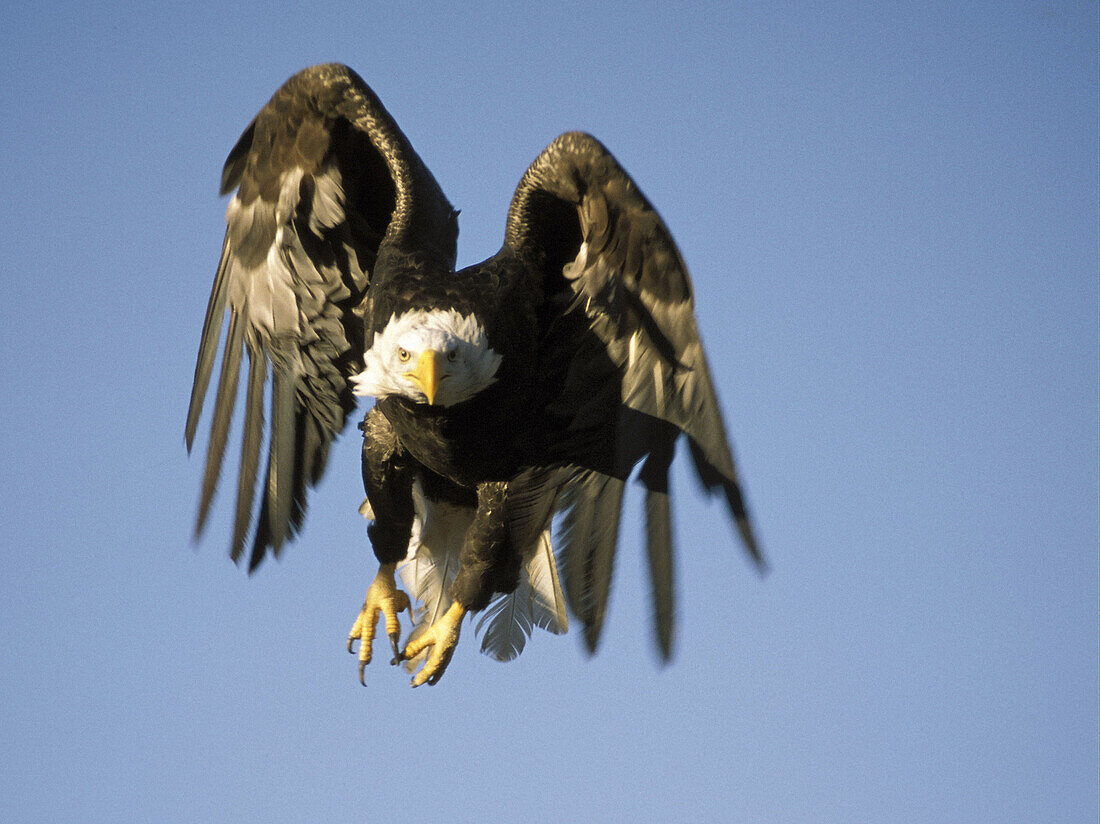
(352, 309, 502, 407)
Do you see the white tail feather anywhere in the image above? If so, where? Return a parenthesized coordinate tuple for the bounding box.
(398, 481, 472, 671)
(396, 480, 569, 666)
(476, 528, 569, 661)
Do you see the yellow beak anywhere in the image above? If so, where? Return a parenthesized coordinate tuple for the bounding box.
(405, 349, 444, 405)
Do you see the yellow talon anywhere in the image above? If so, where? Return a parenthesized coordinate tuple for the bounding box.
(402, 602, 467, 687)
(346, 563, 413, 684)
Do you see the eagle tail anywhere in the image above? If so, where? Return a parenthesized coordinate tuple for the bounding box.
(396, 480, 569, 667)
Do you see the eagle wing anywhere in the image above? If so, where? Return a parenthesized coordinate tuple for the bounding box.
(186, 64, 455, 569)
(503, 132, 762, 657)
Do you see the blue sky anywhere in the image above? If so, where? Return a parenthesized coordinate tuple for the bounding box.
(1, 2, 1096, 822)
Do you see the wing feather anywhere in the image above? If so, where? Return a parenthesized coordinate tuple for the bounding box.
(645, 489, 674, 659)
(185, 237, 232, 450)
(230, 344, 265, 562)
(194, 307, 245, 537)
(557, 470, 625, 654)
(266, 352, 299, 553)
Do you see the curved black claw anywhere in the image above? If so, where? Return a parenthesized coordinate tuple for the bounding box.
(423, 646, 456, 687)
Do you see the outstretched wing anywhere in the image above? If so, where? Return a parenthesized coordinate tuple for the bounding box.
(186, 64, 456, 570)
(503, 132, 762, 657)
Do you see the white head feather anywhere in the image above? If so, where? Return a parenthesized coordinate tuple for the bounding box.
(351, 309, 502, 407)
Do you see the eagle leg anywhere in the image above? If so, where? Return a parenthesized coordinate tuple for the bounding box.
(400, 601, 467, 687)
(347, 563, 413, 685)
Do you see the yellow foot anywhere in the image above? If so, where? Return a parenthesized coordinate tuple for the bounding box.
(346, 564, 413, 685)
(401, 602, 467, 687)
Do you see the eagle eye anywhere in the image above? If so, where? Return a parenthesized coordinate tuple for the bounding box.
(397, 347, 411, 363)
(446, 349, 458, 363)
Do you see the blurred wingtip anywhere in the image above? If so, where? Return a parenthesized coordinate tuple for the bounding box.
(736, 515, 768, 575)
(582, 626, 601, 657)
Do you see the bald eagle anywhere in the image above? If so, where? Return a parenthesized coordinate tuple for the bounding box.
(186, 64, 762, 687)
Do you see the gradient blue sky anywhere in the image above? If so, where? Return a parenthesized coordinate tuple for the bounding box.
(1, 2, 1096, 822)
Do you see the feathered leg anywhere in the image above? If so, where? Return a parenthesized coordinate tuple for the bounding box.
(351, 409, 417, 684)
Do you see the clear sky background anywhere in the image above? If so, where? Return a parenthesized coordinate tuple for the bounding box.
(1, 2, 1096, 822)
